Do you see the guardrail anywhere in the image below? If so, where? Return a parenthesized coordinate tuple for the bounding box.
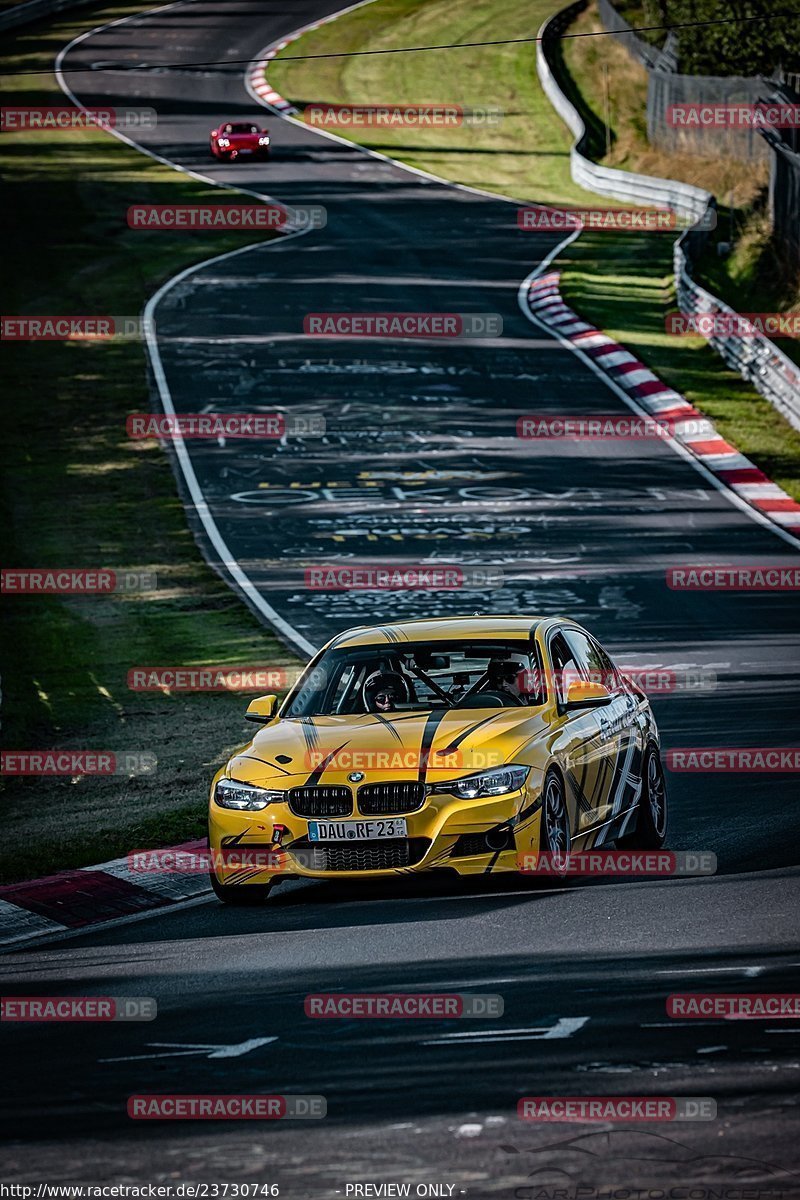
(0, 0, 96, 32)
(536, 0, 800, 432)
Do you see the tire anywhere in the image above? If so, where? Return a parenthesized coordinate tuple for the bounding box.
(538, 768, 572, 877)
(209, 871, 272, 906)
(617, 743, 668, 850)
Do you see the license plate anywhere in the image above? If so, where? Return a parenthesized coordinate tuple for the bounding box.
(238, 148, 253, 154)
(308, 819, 408, 841)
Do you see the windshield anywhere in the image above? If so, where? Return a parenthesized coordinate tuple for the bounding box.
(283, 639, 546, 717)
(225, 123, 259, 134)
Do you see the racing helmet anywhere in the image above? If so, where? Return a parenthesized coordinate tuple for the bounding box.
(362, 670, 411, 711)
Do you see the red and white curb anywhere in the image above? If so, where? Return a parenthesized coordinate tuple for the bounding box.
(527, 272, 800, 537)
(247, 40, 297, 113)
(0, 840, 211, 949)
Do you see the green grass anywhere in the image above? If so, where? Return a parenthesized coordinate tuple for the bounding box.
(271, 0, 589, 204)
(557, 235, 800, 498)
(269, 0, 800, 501)
(559, 1, 800, 496)
(562, 0, 799, 325)
(0, 4, 301, 883)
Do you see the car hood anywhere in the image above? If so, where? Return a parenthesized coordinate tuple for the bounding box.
(228, 707, 551, 788)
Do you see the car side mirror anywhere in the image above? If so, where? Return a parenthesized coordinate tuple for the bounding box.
(564, 680, 613, 709)
(245, 695, 278, 723)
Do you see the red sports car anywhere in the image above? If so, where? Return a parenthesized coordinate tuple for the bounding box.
(209, 121, 270, 161)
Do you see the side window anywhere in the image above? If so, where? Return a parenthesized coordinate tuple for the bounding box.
(563, 629, 619, 692)
(549, 634, 581, 707)
(518, 642, 547, 705)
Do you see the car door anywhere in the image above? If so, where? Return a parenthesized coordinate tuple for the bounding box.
(547, 629, 611, 838)
(562, 627, 643, 836)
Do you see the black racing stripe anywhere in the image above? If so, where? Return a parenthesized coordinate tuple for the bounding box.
(604, 735, 629, 815)
(418, 709, 449, 783)
(592, 752, 610, 810)
(517, 798, 541, 824)
(298, 717, 320, 753)
(226, 868, 271, 886)
(263, 760, 291, 776)
(374, 711, 433, 723)
(578, 757, 592, 815)
(616, 732, 638, 811)
(220, 830, 250, 847)
(567, 766, 593, 819)
(483, 848, 504, 874)
(367, 712, 404, 743)
(435, 712, 505, 757)
(327, 629, 362, 651)
(305, 742, 349, 785)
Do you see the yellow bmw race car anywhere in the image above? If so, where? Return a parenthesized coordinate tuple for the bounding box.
(208, 615, 667, 903)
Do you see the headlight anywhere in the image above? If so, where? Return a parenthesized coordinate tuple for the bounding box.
(431, 764, 530, 799)
(258, 136, 270, 145)
(215, 778, 283, 810)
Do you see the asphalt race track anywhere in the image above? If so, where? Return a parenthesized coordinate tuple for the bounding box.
(2, 0, 800, 1192)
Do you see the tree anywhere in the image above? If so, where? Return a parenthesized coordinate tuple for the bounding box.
(665, 0, 800, 76)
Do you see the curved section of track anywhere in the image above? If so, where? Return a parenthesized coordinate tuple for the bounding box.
(8, 1, 795, 1184)
(56, 0, 800, 876)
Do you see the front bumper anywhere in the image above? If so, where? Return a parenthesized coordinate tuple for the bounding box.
(209, 788, 542, 884)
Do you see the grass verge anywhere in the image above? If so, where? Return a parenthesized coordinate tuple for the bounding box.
(270, 0, 800, 500)
(270, 0, 589, 204)
(0, 5, 300, 884)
